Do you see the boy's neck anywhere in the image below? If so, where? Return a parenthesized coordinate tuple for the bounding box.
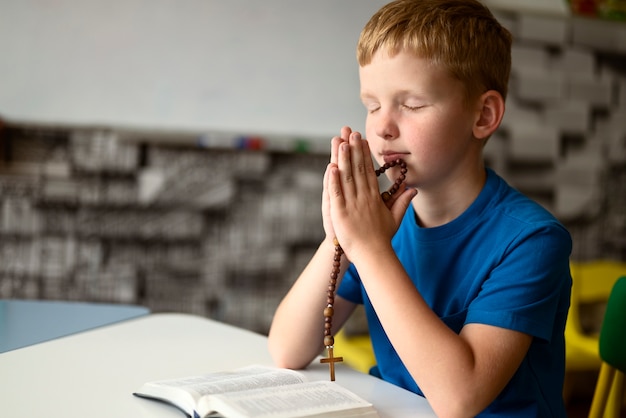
(412, 165, 486, 228)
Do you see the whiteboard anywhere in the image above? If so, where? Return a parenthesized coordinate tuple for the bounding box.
(0, 0, 388, 138)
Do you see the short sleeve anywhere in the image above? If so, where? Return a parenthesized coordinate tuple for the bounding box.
(337, 263, 364, 304)
(466, 221, 572, 342)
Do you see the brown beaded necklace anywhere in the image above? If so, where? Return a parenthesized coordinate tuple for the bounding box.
(321, 159, 407, 381)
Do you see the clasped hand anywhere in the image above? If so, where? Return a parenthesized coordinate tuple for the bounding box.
(323, 127, 416, 260)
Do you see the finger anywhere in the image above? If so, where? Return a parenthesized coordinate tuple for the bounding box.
(331, 127, 352, 166)
(360, 138, 380, 194)
(340, 126, 352, 141)
(322, 163, 337, 234)
(327, 163, 346, 214)
(381, 181, 405, 209)
(348, 131, 376, 192)
(323, 162, 333, 202)
(337, 141, 357, 200)
(330, 136, 341, 166)
(390, 187, 418, 225)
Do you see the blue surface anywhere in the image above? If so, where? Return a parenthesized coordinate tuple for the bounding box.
(0, 299, 149, 353)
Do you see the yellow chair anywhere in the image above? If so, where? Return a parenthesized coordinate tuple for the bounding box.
(333, 329, 376, 374)
(564, 260, 626, 400)
(588, 276, 626, 418)
(333, 305, 377, 374)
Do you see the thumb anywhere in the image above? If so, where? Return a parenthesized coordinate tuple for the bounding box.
(390, 187, 417, 224)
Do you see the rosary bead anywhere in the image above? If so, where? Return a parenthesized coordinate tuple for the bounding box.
(321, 159, 406, 380)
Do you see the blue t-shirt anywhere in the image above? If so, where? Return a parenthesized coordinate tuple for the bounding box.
(338, 168, 572, 417)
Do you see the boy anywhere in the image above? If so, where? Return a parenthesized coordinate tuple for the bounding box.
(268, 1, 572, 417)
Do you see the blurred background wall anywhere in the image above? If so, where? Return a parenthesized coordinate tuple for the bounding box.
(0, 0, 625, 335)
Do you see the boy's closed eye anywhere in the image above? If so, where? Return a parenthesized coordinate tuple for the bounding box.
(401, 104, 425, 111)
(362, 102, 381, 114)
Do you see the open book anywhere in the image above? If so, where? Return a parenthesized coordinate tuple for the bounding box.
(133, 365, 378, 418)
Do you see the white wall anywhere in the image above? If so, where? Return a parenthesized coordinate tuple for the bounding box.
(0, 0, 389, 138)
(482, 0, 569, 16)
(0, 0, 569, 139)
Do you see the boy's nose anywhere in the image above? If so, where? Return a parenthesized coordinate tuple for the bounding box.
(374, 111, 400, 140)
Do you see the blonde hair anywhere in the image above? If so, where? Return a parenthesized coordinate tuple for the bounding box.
(357, 0, 512, 104)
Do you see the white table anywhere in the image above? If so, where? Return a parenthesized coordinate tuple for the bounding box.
(0, 313, 435, 417)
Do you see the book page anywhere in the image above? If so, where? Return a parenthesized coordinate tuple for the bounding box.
(134, 365, 308, 417)
(152, 365, 306, 397)
(203, 381, 378, 418)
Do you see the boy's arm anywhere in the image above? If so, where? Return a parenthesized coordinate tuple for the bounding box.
(329, 133, 533, 417)
(269, 126, 359, 370)
(267, 237, 356, 369)
(353, 246, 532, 418)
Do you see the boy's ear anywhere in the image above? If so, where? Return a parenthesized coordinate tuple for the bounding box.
(473, 90, 505, 140)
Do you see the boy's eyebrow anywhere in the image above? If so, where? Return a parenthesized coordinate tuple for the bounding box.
(360, 89, 426, 101)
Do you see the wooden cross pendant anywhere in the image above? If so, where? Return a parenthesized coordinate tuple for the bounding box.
(320, 346, 343, 381)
